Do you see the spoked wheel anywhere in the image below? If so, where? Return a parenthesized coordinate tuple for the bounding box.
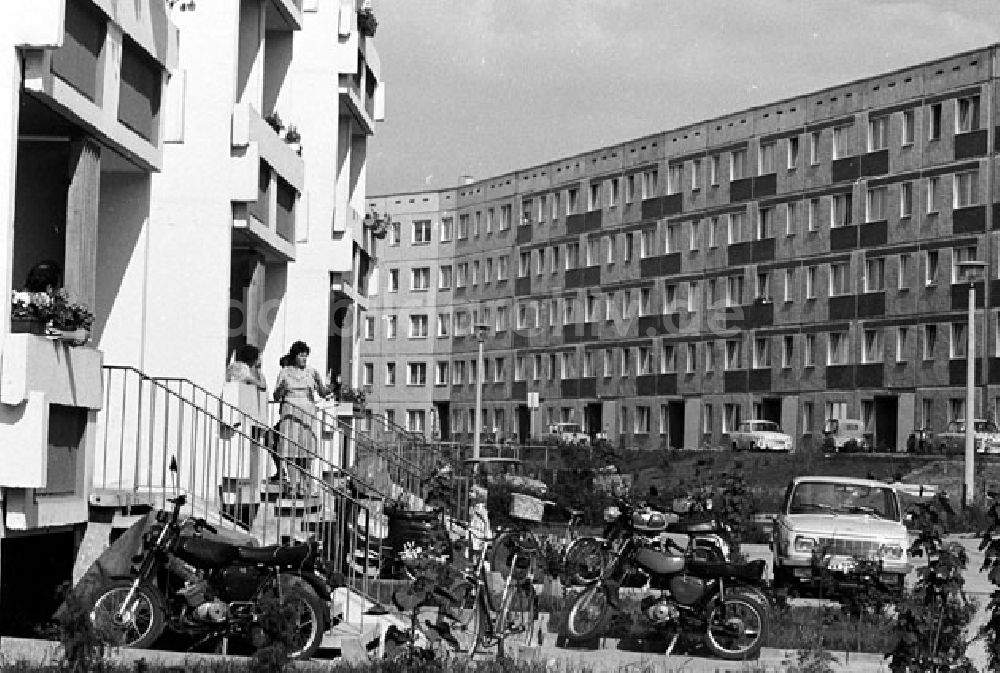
(277, 584, 325, 660)
(495, 582, 537, 658)
(89, 579, 165, 649)
(703, 592, 769, 660)
(563, 537, 608, 585)
(565, 582, 611, 643)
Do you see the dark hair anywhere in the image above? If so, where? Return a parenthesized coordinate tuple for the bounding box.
(233, 344, 260, 366)
(25, 260, 62, 292)
(288, 340, 310, 359)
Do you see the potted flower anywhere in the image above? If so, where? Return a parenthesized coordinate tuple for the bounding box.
(341, 386, 367, 412)
(10, 289, 94, 345)
(11, 291, 52, 334)
(264, 111, 284, 135)
(283, 125, 302, 155)
(357, 6, 377, 37)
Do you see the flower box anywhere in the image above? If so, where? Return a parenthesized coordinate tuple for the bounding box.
(11, 317, 46, 335)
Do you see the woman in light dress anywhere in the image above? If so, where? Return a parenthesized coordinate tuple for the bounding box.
(273, 341, 330, 496)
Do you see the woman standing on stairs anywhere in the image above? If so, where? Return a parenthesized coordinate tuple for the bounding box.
(274, 340, 330, 497)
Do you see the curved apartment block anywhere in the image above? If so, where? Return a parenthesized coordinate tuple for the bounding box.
(365, 44, 1000, 454)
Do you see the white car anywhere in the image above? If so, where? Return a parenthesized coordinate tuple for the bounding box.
(729, 420, 794, 453)
(938, 419, 1000, 455)
(772, 476, 911, 593)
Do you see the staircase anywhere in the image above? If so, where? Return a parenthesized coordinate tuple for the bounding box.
(89, 365, 439, 656)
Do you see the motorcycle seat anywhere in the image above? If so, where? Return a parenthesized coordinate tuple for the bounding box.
(237, 542, 313, 567)
(175, 537, 240, 568)
(687, 558, 765, 582)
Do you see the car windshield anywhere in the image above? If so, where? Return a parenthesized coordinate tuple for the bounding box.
(748, 421, 779, 432)
(787, 482, 899, 520)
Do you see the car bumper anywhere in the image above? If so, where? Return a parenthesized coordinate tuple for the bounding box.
(778, 554, 910, 586)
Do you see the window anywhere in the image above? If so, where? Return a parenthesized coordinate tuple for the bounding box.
(926, 176, 939, 213)
(723, 404, 741, 434)
(783, 269, 794, 302)
(437, 313, 450, 337)
(441, 217, 453, 242)
(584, 294, 597, 322)
(621, 348, 630, 376)
(806, 266, 817, 299)
(411, 267, 430, 291)
(686, 343, 696, 373)
(957, 95, 980, 133)
(458, 214, 469, 239)
(898, 254, 910, 290)
(710, 155, 720, 185)
(609, 178, 619, 207)
(785, 202, 796, 236)
(782, 335, 794, 368)
(568, 188, 579, 215)
(407, 362, 427, 386)
(589, 182, 601, 210)
(726, 275, 744, 307)
(455, 263, 467, 287)
(665, 224, 679, 253)
(692, 159, 701, 191)
(385, 362, 396, 385)
(831, 192, 853, 228)
(755, 271, 770, 300)
(866, 187, 887, 222)
(494, 357, 505, 382)
(829, 262, 850, 296)
(583, 350, 595, 377)
(929, 103, 942, 140)
(624, 233, 634, 263)
(406, 410, 426, 433)
(832, 125, 849, 159)
(686, 281, 698, 312)
(439, 265, 453, 290)
(924, 324, 937, 359)
(413, 220, 431, 244)
(625, 175, 636, 204)
(896, 327, 907, 361)
(808, 197, 820, 231)
(952, 246, 978, 283)
(496, 306, 509, 332)
(638, 346, 652, 374)
(757, 206, 774, 240)
(497, 256, 508, 281)
(388, 221, 400, 246)
(951, 322, 968, 359)
(362, 362, 374, 386)
(385, 315, 397, 340)
(640, 229, 655, 258)
(635, 407, 651, 434)
(730, 149, 746, 180)
(753, 337, 769, 369)
(409, 314, 428, 338)
(954, 170, 979, 209)
(802, 402, 814, 434)
(728, 211, 746, 244)
(642, 168, 658, 198)
(471, 260, 480, 285)
(949, 399, 965, 423)
(454, 311, 469, 336)
(661, 342, 676, 372)
(533, 354, 542, 380)
(709, 217, 720, 247)
(805, 334, 816, 366)
(828, 332, 849, 365)
(690, 220, 700, 250)
(667, 165, 683, 195)
(864, 257, 885, 292)
(565, 243, 579, 270)
(900, 182, 913, 218)
(619, 407, 628, 434)
(548, 298, 558, 327)
(640, 287, 652, 316)
(517, 252, 529, 278)
(725, 339, 741, 369)
(868, 116, 888, 151)
(388, 268, 399, 293)
(434, 362, 449, 386)
(926, 250, 939, 286)
(552, 192, 561, 220)
(485, 258, 493, 283)
(500, 204, 511, 231)
(363, 316, 375, 340)
(863, 329, 882, 363)
(787, 136, 799, 169)
(705, 342, 715, 371)
(902, 109, 915, 146)
(474, 211, 481, 236)
(600, 348, 612, 377)
(452, 361, 465, 385)
(758, 141, 775, 175)
(809, 131, 820, 165)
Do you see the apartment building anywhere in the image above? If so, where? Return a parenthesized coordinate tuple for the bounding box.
(363, 44, 1000, 454)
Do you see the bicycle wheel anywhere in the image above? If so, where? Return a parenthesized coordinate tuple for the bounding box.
(563, 536, 607, 585)
(439, 587, 488, 658)
(496, 581, 537, 657)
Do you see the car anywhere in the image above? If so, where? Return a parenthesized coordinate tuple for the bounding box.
(542, 422, 590, 446)
(772, 476, 911, 593)
(821, 418, 872, 453)
(729, 419, 794, 453)
(937, 419, 1000, 455)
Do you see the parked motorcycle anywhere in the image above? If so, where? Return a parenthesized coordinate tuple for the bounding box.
(88, 493, 333, 659)
(565, 500, 770, 660)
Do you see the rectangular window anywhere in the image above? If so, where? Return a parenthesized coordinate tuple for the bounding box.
(829, 262, 850, 296)
(832, 125, 849, 159)
(758, 141, 775, 175)
(621, 348, 630, 376)
(828, 332, 849, 365)
(437, 313, 450, 337)
(409, 314, 429, 338)
(440, 217, 453, 242)
(533, 354, 542, 380)
(452, 361, 464, 385)
(385, 362, 396, 385)
(806, 266, 817, 299)
(952, 246, 978, 283)
(951, 322, 968, 359)
(949, 399, 966, 423)
(568, 188, 579, 214)
(535, 249, 544, 275)
(810, 131, 820, 165)
(635, 407, 651, 434)
(954, 170, 979, 209)
(902, 109, 915, 145)
(785, 202, 796, 236)
(900, 182, 913, 218)
(413, 220, 431, 244)
(551, 192, 560, 220)
(565, 243, 580, 270)
(474, 211, 481, 236)
(603, 348, 613, 377)
(808, 198, 820, 231)
(405, 410, 426, 433)
(642, 169, 658, 198)
(665, 224, 679, 253)
(640, 229, 655, 258)
(497, 256, 508, 281)
(802, 402, 814, 434)
(386, 315, 397, 339)
(753, 337, 769, 369)
(362, 363, 373, 386)
(929, 103, 942, 140)
(726, 275, 744, 307)
(926, 250, 939, 286)
(783, 269, 794, 302)
(957, 95, 981, 133)
(364, 316, 375, 340)
(583, 350, 594, 377)
(435, 362, 448, 385)
(471, 260, 480, 285)
(640, 287, 652, 316)
(517, 253, 529, 278)
(864, 329, 882, 363)
(805, 334, 816, 366)
(407, 362, 427, 386)
(864, 257, 885, 292)
(705, 342, 715, 371)
(663, 284, 677, 313)
(757, 206, 774, 240)
(692, 159, 701, 191)
(868, 116, 888, 151)
(924, 324, 937, 359)
(496, 306, 508, 332)
(686, 343, 696, 373)
(667, 165, 683, 195)
(494, 357, 505, 382)
(709, 217, 720, 247)
(728, 211, 746, 244)
(866, 187, 887, 222)
(658, 342, 674, 373)
(831, 193, 853, 228)
(625, 175, 636, 204)
(927, 176, 939, 213)
(584, 238, 598, 267)
(898, 254, 910, 290)
(723, 404, 741, 434)
(589, 182, 601, 210)
(500, 204, 511, 231)
(484, 259, 493, 284)
(782, 335, 794, 368)
(486, 208, 494, 234)
(787, 136, 799, 170)
(710, 155, 720, 185)
(624, 233, 634, 263)
(388, 268, 399, 293)
(439, 265, 453, 290)
(609, 178, 619, 206)
(687, 281, 698, 312)
(638, 346, 652, 375)
(388, 221, 400, 246)
(755, 271, 770, 300)
(896, 327, 907, 361)
(458, 215, 469, 239)
(730, 149, 746, 180)
(725, 339, 741, 369)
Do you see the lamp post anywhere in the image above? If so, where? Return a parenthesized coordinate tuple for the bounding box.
(472, 323, 491, 465)
(958, 260, 987, 507)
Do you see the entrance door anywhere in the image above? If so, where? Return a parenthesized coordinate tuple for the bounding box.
(668, 402, 684, 450)
(229, 250, 264, 358)
(517, 405, 531, 444)
(435, 402, 451, 440)
(875, 396, 898, 452)
(761, 397, 782, 425)
(585, 403, 603, 440)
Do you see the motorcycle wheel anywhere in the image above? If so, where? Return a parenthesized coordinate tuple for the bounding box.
(563, 537, 607, 585)
(89, 579, 165, 649)
(276, 583, 326, 660)
(565, 582, 611, 642)
(703, 591, 769, 660)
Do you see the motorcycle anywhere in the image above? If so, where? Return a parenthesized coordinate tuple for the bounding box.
(88, 493, 333, 659)
(565, 500, 770, 660)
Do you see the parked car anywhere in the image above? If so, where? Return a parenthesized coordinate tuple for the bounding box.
(729, 420, 794, 453)
(542, 422, 590, 445)
(936, 419, 1000, 455)
(821, 418, 872, 453)
(772, 476, 911, 593)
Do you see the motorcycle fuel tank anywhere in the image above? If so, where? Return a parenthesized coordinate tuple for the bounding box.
(634, 547, 685, 575)
(670, 574, 706, 604)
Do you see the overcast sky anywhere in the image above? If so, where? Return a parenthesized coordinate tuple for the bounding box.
(366, 0, 999, 195)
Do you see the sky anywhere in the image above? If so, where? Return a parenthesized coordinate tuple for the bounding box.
(366, 0, 1000, 196)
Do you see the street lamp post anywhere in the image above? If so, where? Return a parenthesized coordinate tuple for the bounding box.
(473, 323, 491, 465)
(958, 260, 987, 507)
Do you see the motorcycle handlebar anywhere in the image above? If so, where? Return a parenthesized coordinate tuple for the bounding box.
(191, 517, 218, 535)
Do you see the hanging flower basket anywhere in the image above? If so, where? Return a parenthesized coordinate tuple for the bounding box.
(357, 8, 377, 37)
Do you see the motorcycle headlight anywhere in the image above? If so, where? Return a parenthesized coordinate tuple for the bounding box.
(156, 510, 171, 524)
(794, 535, 818, 553)
(603, 506, 621, 523)
(881, 544, 904, 560)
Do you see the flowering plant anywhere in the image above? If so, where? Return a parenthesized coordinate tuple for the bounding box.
(340, 387, 367, 406)
(11, 289, 94, 331)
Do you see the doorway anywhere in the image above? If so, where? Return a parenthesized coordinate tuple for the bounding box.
(585, 403, 603, 440)
(874, 396, 898, 452)
(667, 402, 684, 450)
(436, 402, 451, 441)
(517, 405, 531, 444)
(761, 397, 782, 425)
